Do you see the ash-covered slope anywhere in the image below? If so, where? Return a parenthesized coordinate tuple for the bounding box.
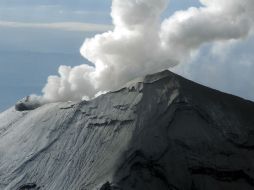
(1, 70, 254, 190)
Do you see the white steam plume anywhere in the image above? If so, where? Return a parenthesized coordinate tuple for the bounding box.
(35, 0, 254, 104)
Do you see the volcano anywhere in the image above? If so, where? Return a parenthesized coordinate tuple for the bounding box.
(1, 70, 254, 190)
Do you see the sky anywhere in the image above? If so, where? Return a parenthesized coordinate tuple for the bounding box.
(0, 0, 253, 111)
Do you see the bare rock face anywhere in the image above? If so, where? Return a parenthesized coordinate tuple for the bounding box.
(1, 70, 254, 190)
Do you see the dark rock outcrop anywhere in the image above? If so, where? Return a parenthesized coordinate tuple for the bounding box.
(15, 96, 41, 111)
(18, 183, 39, 190)
(1, 70, 254, 190)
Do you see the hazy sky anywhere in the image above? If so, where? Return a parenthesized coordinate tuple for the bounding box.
(0, 0, 253, 111)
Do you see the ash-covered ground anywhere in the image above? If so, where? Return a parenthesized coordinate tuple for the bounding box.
(1, 70, 254, 190)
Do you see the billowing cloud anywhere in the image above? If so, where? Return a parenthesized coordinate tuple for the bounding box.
(33, 0, 254, 104)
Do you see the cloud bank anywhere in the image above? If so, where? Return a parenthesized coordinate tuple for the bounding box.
(0, 21, 112, 32)
(34, 0, 254, 104)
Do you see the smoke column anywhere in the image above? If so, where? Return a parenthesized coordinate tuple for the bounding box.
(35, 0, 254, 104)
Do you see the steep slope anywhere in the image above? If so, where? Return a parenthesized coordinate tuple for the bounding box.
(0, 70, 254, 190)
